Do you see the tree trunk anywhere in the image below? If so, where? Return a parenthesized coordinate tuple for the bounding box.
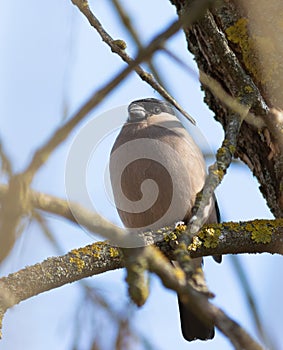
(170, 0, 283, 218)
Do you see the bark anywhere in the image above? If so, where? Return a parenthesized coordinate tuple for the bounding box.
(170, 0, 283, 217)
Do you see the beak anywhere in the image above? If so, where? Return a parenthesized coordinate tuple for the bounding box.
(128, 103, 147, 122)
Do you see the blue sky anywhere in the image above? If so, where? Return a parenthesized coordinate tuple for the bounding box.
(0, 1, 279, 350)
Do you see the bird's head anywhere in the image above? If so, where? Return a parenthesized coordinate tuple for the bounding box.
(127, 98, 176, 122)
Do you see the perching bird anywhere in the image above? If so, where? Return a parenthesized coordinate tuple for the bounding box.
(109, 98, 219, 341)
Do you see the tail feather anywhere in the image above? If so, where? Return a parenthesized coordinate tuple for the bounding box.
(178, 297, 215, 341)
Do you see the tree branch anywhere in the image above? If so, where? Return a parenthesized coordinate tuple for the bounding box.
(170, 0, 283, 218)
(0, 51, 139, 262)
(0, 0, 220, 263)
(1, 184, 282, 257)
(112, 0, 169, 91)
(145, 246, 264, 350)
(0, 243, 264, 349)
(174, 110, 243, 277)
(0, 241, 123, 337)
(71, 0, 196, 124)
(1, 178, 276, 347)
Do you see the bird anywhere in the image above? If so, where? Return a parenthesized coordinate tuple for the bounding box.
(109, 97, 219, 341)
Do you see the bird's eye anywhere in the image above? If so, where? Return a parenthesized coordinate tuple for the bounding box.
(153, 106, 161, 114)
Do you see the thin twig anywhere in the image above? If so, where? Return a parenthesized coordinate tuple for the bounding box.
(163, 51, 253, 268)
(71, 0, 197, 124)
(33, 211, 64, 254)
(163, 48, 256, 124)
(200, 71, 253, 123)
(111, 0, 169, 90)
(174, 112, 243, 276)
(0, 62, 136, 261)
(0, 0, 220, 263)
(22, 0, 209, 184)
(0, 11, 187, 262)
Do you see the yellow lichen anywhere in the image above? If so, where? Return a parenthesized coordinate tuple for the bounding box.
(222, 221, 242, 233)
(226, 18, 258, 78)
(251, 230, 271, 244)
(70, 256, 85, 272)
(225, 17, 278, 86)
(174, 267, 185, 281)
(217, 146, 227, 157)
(164, 231, 178, 242)
(70, 242, 107, 260)
(79, 245, 95, 256)
(93, 241, 104, 248)
(228, 144, 236, 154)
(226, 18, 249, 45)
(174, 242, 189, 257)
(212, 168, 224, 181)
(198, 226, 221, 248)
(91, 242, 104, 258)
(109, 246, 120, 258)
(217, 144, 235, 159)
(188, 236, 202, 251)
(175, 223, 187, 232)
(244, 85, 254, 93)
(247, 220, 272, 244)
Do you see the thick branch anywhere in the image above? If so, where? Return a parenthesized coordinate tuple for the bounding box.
(1, 230, 281, 312)
(188, 220, 283, 257)
(171, 0, 283, 217)
(0, 243, 263, 349)
(0, 242, 122, 312)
